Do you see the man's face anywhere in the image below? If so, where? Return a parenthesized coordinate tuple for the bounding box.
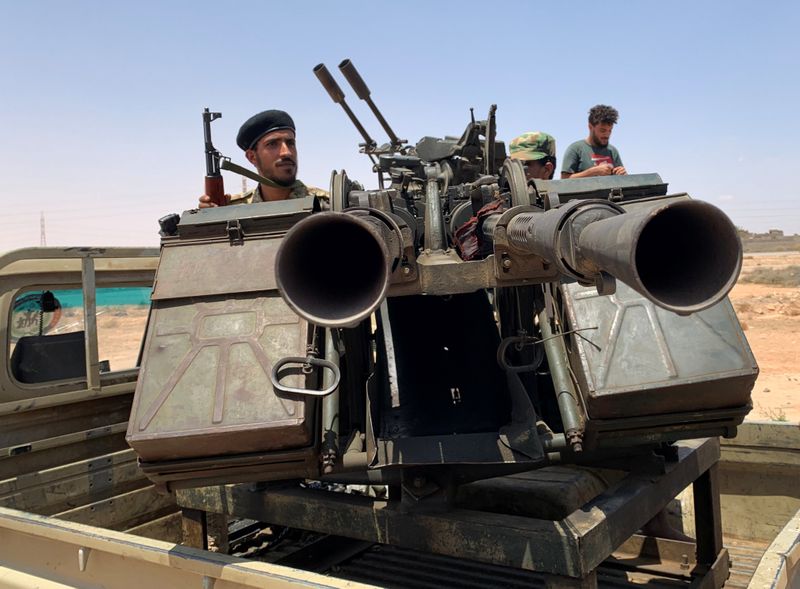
(523, 159, 554, 181)
(589, 123, 613, 147)
(246, 129, 298, 184)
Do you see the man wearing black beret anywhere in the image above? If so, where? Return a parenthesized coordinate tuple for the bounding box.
(199, 109, 327, 207)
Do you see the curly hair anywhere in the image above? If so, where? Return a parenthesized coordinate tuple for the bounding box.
(588, 104, 619, 126)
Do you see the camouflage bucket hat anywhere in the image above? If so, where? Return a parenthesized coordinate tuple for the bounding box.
(509, 132, 556, 161)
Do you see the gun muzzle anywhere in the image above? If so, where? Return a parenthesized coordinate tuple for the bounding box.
(506, 199, 742, 314)
(276, 212, 394, 328)
(338, 59, 370, 100)
(313, 63, 345, 104)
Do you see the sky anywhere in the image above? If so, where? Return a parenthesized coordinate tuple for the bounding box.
(1, 1, 798, 252)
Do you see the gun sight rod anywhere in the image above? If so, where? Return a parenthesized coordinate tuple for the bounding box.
(314, 64, 375, 148)
(202, 108, 217, 148)
(339, 59, 403, 147)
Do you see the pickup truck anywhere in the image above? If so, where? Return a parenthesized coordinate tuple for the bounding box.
(1, 246, 798, 588)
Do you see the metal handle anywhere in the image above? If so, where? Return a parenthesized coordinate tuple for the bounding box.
(496, 335, 542, 373)
(270, 355, 341, 396)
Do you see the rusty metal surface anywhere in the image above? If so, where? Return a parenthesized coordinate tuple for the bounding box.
(166, 200, 319, 302)
(386, 252, 561, 297)
(176, 197, 319, 238)
(177, 438, 720, 579)
(329, 542, 729, 589)
(140, 448, 320, 492)
(490, 204, 562, 283)
(247, 531, 738, 589)
(128, 293, 313, 462)
(152, 237, 283, 300)
(455, 466, 622, 520)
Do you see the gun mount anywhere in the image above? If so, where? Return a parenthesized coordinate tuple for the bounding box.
(128, 61, 756, 509)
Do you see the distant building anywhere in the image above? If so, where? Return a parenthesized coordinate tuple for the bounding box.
(769, 229, 784, 239)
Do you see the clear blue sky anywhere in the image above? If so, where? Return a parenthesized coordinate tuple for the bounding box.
(2, 1, 798, 251)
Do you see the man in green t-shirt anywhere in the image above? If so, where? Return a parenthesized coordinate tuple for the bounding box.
(561, 105, 627, 179)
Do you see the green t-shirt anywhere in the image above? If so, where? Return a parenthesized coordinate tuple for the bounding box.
(562, 140, 623, 174)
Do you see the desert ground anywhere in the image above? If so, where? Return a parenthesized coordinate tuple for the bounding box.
(84, 251, 800, 424)
(730, 252, 800, 422)
(95, 306, 150, 372)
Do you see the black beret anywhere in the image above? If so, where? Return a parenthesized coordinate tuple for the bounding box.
(236, 109, 296, 151)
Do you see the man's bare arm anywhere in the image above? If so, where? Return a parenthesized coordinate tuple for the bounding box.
(561, 163, 613, 179)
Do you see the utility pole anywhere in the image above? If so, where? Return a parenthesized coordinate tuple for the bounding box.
(40, 211, 46, 246)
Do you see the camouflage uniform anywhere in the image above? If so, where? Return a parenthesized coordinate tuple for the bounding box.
(228, 182, 329, 205)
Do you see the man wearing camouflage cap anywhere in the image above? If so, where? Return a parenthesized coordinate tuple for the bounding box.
(199, 109, 327, 208)
(508, 132, 558, 180)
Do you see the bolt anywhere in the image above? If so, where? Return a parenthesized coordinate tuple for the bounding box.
(412, 476, 426, 489)
(680, 554, 690, 570)
(502, 258, 512, 269)
(402, 266, 411, 276)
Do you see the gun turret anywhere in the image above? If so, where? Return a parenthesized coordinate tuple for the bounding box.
(129, 65, 756, 500)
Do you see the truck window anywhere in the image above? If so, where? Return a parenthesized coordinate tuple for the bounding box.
(9, 286, 151, 384)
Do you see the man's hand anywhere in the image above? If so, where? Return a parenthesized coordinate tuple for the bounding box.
(561, 162, 617, 179)
(589, 162, 613, 176)
(612, 166, 627, 175)
(198, 194, 230, 208)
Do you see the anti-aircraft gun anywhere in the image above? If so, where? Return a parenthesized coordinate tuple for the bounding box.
(127, 60, 757, 584)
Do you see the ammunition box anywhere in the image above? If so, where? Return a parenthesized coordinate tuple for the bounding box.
(127, 200, 321, 488)
(561, 281, 757, 420)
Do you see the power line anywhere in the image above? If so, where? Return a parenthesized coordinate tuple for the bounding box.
(40, 211, 46, 246)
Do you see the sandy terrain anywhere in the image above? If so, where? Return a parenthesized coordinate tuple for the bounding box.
(95, 306, 150, 372)
(731, 252, 800, 422)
